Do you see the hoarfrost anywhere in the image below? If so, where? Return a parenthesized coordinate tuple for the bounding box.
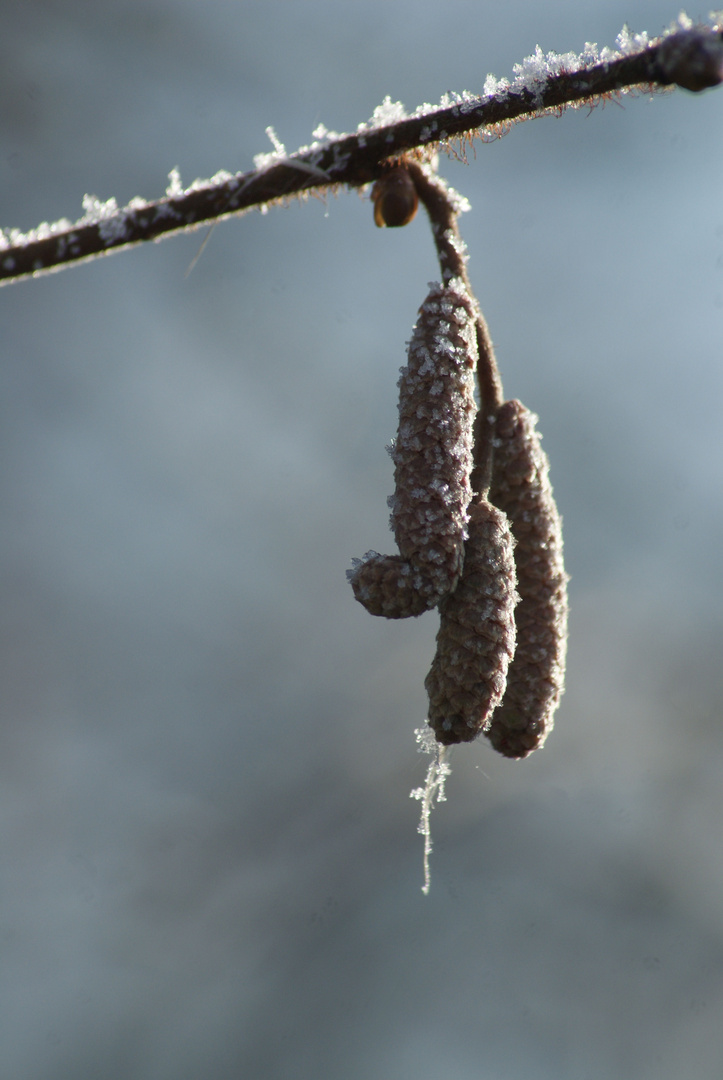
(187, 169, 236, 193)
(0, 216, 74, 250)
(309, 122, 342, 145)
(253, 126, 288, 171)
(79, 193, 119, 225)
(509, 45, 598, 105)
(250, 126, 331, 186)
(483, 73, 511, 98)
(439, 184, 470, 216)
(677, 12, 694, 30)
(78, 194, 133, 245)
(410, 727, 450, 895)
(345, 551, 380, 582)
(166, 168, 184, 197)
(358, 96, 408, 132)
(616, 24, 651, 55)
(98, 213, 129, 244)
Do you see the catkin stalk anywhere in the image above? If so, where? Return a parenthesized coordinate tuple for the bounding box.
(486, 399, 569, 758)
(348, 278, 478, 618)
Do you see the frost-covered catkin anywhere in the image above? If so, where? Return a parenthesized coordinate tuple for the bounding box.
(349, 279, 478, 618)
(486, 400, 569, 758)
(426, 498, 518, 744)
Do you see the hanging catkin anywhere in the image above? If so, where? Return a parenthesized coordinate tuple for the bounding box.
(348, 278, 478, 618)
(486, 399, 568, 758)
(425, 497, 518, 744)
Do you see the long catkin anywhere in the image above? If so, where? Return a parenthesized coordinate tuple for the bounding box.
(425, 497, 518, 744)
(486, 399, 569, 758)
(348, 278, 478, 618)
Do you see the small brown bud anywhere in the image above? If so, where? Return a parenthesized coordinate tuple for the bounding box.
(654, 28, 723, 93)
(426, 498, 518, 744)
(486, 400, 569, 758)
(349, 279, 479, 618)
(372, 168, 419, 228)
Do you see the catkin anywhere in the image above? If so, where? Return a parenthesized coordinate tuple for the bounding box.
(349, 279, 478, 618)
(426, 498, 518, 744)
(486, 399, 569, 758)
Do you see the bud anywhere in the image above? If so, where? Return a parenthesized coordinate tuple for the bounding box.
(349, 279, 478, 618)
(426, 498, 518, 744)
(372, 167, 419, 228)
(486, 400, 569, 758)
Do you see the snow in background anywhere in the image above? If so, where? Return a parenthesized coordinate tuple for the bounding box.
(1, 1, 722, 1078)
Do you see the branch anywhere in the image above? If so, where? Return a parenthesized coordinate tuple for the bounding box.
(1, 18, 721, 288)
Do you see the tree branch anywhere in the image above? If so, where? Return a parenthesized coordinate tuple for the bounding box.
(1, 19, 721, 288)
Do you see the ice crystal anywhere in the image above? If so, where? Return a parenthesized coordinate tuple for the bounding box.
(666, 11, 694, 33)
(483, 73, 511, 98)
(616, 24, 651, 55)
(165, 168, 184, 197)
(509, 45, 592, 105)
(187, 169, 236, 193)
(77, 194, 132, 245)
(253, 126, 288, 171)
(0, 216, 74, 251)
(79, 194, 119, 225)
(358, 96, 408, 132)
(410, 727, 451, 895)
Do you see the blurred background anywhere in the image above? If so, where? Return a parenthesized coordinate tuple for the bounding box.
(1, 2, 722, 1077)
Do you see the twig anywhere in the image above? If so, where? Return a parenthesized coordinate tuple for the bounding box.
(0, 20, 721, 288)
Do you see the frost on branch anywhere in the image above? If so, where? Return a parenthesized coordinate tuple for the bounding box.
(348, 278, 478, 618)
(0, 18, 722, 287)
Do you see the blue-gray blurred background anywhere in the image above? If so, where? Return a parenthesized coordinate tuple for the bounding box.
(1, 2, 722, 1077)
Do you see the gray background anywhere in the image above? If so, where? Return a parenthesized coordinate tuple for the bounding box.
(1, 2, 723, 1077)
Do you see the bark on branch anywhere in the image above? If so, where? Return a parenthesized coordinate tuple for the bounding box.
(0, 20, 721, 288)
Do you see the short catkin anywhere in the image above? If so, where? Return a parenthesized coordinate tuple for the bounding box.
(348, 279, 478, 619)
(426, 497, 518, 744)
(486, 399, 569, 758)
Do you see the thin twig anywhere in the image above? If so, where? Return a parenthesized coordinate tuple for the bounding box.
(0, 21, 721, 288)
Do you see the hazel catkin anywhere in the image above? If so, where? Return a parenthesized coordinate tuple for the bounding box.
(349, 278, 478, 619)
(486, 399, 569, 758)
(425, 497, 518, 744)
